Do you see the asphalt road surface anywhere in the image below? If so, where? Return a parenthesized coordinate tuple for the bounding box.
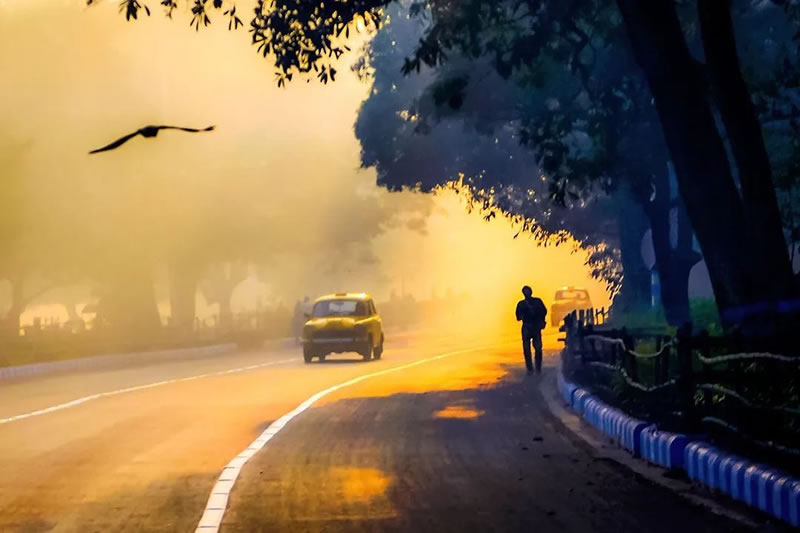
(0, 329, 756, 532)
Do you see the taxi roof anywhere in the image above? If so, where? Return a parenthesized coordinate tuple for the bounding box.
(314, 292, 372, 302)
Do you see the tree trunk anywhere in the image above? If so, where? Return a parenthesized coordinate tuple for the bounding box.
(97, 269, 161, 338)
(611, 198, 651, 316)
(201, 262, 248, 330)
(615, 0, 794, 333)
(2, 277, 23, 336)
(169, 260, 199, 333)
(60, 292, 86, 332)
(697, 0, 795, 302)
(644, 169, 701, 327)
(218, 287, 234, 329)
(649, 207, 699, 327)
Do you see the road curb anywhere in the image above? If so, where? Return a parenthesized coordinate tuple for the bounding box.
(549, 364, 799, 529)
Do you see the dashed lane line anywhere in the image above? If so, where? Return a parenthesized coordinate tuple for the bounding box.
(0, 357, 299, 425)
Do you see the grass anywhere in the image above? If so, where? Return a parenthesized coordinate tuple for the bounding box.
(689, 299, 723, 335)
(604, 299, 722, 336)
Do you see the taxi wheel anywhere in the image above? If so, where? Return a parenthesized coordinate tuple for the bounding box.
(373, 336, 384, 360)
(362, 338, 373, 361)
(303, 347, 314, 364)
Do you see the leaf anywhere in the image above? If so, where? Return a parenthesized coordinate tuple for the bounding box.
(432, 75, 469, 110)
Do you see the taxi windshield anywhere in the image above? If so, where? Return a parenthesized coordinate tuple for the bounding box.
(555, 290, 589, 300)
(312, 300, 366, 318)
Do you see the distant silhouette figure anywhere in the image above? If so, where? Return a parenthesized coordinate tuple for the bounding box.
(89, 125, 215, 154)
(292, 296, 312, 344)
(515, 285, 547, 375)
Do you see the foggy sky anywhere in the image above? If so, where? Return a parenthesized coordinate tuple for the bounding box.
(0, 0, 610, 330)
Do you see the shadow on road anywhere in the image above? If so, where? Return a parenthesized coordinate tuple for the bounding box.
(311, 353, 380, 365)
(315, 358, 377, 365)
(223, 364, 766, 533)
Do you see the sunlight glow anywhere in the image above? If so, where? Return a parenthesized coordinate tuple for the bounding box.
(433, 404, 485, 420)
(335, 467, 391, 504)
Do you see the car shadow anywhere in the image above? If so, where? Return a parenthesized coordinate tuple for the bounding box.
(315, 357, 377, 364)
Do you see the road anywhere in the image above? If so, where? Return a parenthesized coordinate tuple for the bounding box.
(0, 329, 755, 532)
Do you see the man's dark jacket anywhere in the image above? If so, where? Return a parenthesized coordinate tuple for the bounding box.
(516, 297, 547, 329)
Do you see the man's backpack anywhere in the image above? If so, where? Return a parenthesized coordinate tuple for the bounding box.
(526, 298, 547, 329)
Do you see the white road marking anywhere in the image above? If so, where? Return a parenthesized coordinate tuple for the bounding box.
(0, 357, 299, 425)
(195, 343, 510, 533)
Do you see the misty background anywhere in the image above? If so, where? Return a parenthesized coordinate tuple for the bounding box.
(0, 0, 610, 354)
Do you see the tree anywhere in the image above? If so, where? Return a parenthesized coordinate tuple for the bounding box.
(98, 0, 800, 337)
(616, 1, 796, 334)
(0, 138, 88, 334)
(355, 3, 700, 324)
(353, 6, 630, 299)
(398, 0, 796, 332)
(743, 2, 800, 275)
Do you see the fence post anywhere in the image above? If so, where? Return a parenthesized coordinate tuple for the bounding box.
(676, 323, 695, 425)
(621, 327, 638, 383)
(697, 330, 713, 412)
(655, 336, 664, 385)
(610, 341, 617, 367)
(564, 312, 578, 374)
(562, 313, 571, 375)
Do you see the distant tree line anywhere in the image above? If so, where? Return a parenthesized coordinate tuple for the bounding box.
(0, 135, 424, 341)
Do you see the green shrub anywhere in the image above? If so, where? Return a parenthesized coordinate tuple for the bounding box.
(690, 299, 722, 335)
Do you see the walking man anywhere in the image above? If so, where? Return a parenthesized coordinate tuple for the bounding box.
(291, 296, 312, 345)
(515, 285, 547, 374)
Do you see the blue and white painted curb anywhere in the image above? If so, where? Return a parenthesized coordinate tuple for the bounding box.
(556, 367, 800, 527)
(640, 425, 688, 469)
(582, 396, 648, 456)
(684, 441, 800, 527)
(572, 388, 592, 414)
(556, 369, 577, 406)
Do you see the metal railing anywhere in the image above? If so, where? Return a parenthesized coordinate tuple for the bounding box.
(560, 310, 800, 466)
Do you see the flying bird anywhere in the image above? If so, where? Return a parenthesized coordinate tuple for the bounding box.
(89, 125, 215, 154)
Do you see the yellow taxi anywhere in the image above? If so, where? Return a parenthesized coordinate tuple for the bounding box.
(550, 286, 592, 327)
(301, 293, 384, 363)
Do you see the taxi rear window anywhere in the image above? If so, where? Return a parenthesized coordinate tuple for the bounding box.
(556, 290, 589, 300)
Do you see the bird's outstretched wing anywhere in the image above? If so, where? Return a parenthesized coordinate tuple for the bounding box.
(89, 125, 215, 154)
(157, 125, 216, 133)
(88, 131, 141, 154)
